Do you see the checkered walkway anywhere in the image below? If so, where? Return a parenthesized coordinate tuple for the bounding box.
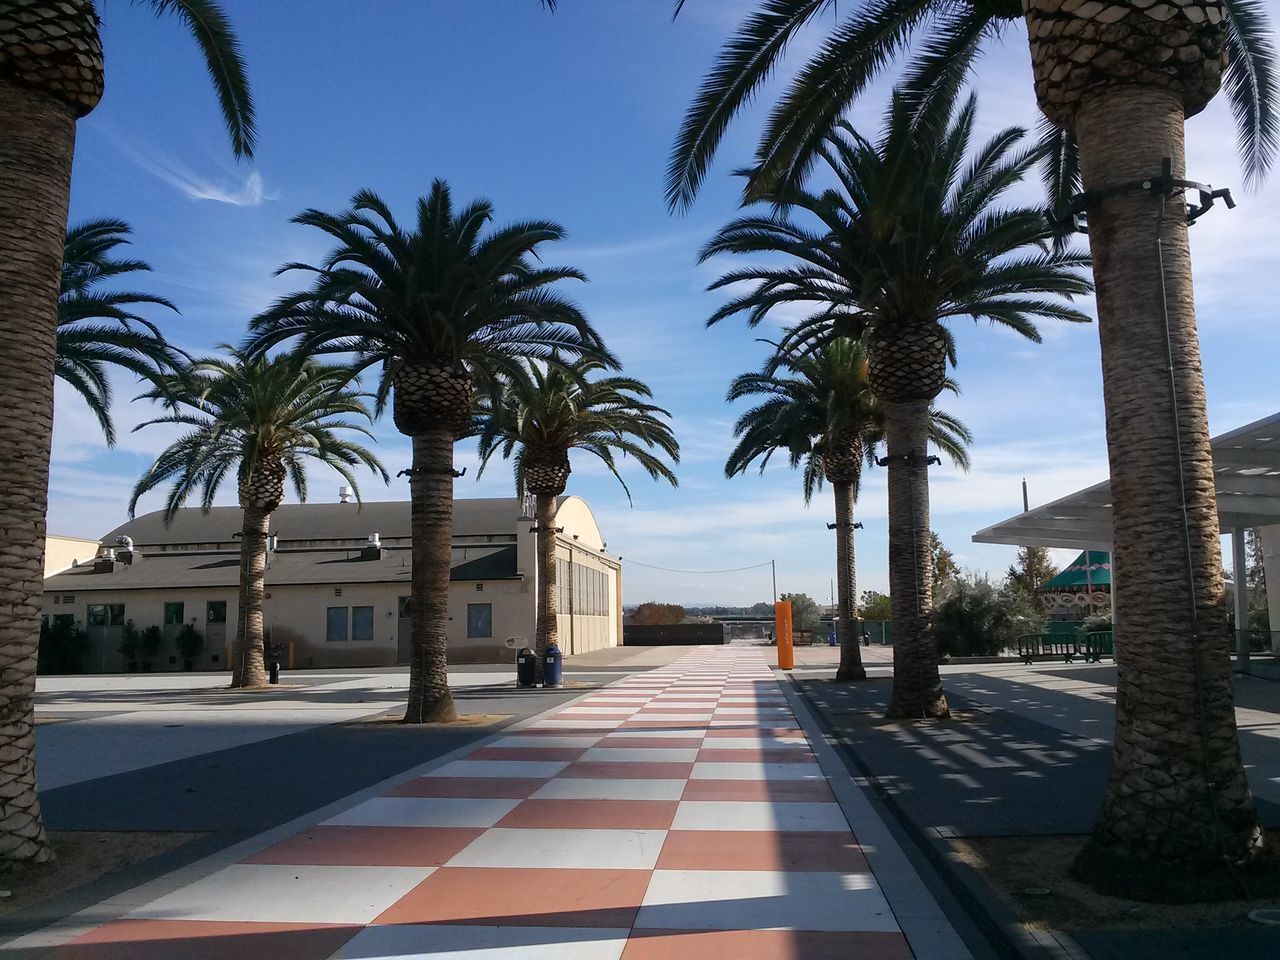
(36, 647, 915, 959)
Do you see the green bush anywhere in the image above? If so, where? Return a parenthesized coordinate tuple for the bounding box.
(176, 622, 204, 661)
(140, 624, 163, 663)
(38, 618, 91, 675)
(934, 575, 1039, 658)
(118, 620, 142, 662)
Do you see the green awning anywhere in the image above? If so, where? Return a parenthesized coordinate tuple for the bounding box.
(1038, 551, 1111, 590)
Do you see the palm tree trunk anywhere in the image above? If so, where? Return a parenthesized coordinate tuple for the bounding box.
(1069, 88, 1265, 896)
(534, 492, 559, 682)
(404, 430, 458, 723)
(230, 505, 270, 688)
(883, 399, 947, 719)
(0, 79, 79, 866)
(833, 480, 866, 682)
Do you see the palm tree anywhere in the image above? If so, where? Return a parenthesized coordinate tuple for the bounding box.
(671, 0, 1279, 892)
(475, 358, 679, 674)
(0, 0, 253, 865)
(130, 349, 387, 689)
(59, 218, 185, 445)
(249, 183, 609, 723)
(726, 337, 971, 682)
(703, 91, 1091, 719)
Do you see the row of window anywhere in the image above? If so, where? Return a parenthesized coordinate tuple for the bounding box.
(554, 561, 611, 617)
(326, 606, 375, 642)
(395, 597, 493, 639)
(86, 601, 228, 628)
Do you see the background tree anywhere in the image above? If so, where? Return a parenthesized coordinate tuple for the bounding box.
(860, 590, 892, 621)
(930, 532, 960, 590)
(0, 0, 254, 866)
(130, 350, 386, 689)
(703, 91, 1089, 720)
(1247, 530, 1270, 636)
(251, 183, 608, 722)
(476, 357, 679, 675)
(631, 602, 687, 626)
(671, 0, 1278, 895)
(779, 591, 822, 639)
(1006, 545, 1058, 595)
(727, 337, 970, 681)
(58, 218, 184, 444)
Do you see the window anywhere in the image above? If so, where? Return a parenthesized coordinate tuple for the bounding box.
(467, 603, 492, 638)
(326, 607, 349, 642)
(164, 602, 184, 625)
(87, 604, 124, 627)
(207, 601, 227, 624)
(352, 606, 374, 642)
(398, 596, 411, 619)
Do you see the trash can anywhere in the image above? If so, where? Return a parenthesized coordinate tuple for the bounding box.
(828, 629, 837, 647)
(542, 642, 562, 688)
(516, 647, 537, 688)
(268, 660, 281, 684)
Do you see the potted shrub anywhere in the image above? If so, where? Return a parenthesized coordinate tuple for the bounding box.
(140, 624, 163, 672)
(118, 620, 141, 672)
(176, 622, 204, 671)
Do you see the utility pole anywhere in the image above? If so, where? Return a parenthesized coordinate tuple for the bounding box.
(771, 559, 777, 603)
(1022, 477, 1029, 513)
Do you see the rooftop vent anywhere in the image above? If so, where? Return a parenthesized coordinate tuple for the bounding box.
(338, 485, 355, 504)
(361, 532, 383, 562)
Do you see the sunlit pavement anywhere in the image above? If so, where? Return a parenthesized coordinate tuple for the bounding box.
(8, 647, 969, 959)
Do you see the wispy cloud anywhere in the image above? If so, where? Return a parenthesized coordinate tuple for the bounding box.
(95, 123, 274, 207)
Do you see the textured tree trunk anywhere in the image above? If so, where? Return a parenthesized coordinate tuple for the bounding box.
(404, 430, 458, 723)
(833, 480, 866, 682)
(534, 492, 560, 682)
(1069, 87, 1266, 897)
(883, 400, 947, 719)
(0, 79, 78, 866)
(230, 506, 271, 688)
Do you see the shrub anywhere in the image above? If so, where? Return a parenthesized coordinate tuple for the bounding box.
(38, 618, 91, 675)
(934, 574, 1039, 658)
(140, 624, 163, 663)
(176, 622, 204, 660)
(118, 620, 141, 661)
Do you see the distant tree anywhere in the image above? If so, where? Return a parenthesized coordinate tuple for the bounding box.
(1247, 530, 1270, 634)
(931, 532, 960, 588)
(632, 602, 686, 626)
(748, 601, 774, 617)
(1006, 546, 1058, 595)
(779, 592, 821, 638)
(860, 591, 892, 621)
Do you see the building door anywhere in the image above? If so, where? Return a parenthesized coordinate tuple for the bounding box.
(397, 595, 411, 665)
(206, 601, 227, 670)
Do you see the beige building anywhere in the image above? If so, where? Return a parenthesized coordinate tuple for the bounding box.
(44, 534, 102, 578)
(42, 496, 621, 671)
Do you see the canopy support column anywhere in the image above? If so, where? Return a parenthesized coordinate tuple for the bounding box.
(1232, 527, 1250, 674)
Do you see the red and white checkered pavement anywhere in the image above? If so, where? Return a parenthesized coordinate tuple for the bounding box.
(30, 647, 915, 959)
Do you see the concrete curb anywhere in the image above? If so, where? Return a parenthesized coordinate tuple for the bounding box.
(784, 674, 1094, 960)
(778, 672, 977, 960)
(2, 682, 607, 953)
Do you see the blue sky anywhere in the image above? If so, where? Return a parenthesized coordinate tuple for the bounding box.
(53, 1, 1279, 606)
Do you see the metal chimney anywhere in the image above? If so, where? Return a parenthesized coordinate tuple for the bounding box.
(338, 485, 354, 503)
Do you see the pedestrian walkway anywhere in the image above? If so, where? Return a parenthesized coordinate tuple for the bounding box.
(15, 647, 924, 959)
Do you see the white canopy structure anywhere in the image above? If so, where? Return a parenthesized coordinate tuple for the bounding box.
(974, 412, 1280, 550)
(973, 411, 1280, 653)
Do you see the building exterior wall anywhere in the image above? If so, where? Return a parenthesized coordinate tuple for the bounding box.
(1261, 525, 1280, 649)
(44, 536, 101, 578)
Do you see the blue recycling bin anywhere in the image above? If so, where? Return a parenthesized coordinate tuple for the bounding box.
(542, 642, 562, 687)
(828, 629, 837, 647)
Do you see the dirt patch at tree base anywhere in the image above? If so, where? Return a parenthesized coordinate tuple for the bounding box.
(0, 831, 200, 918)
(952, 835, 1280, 930)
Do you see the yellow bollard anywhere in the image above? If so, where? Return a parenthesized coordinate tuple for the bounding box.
(775, 600, 794, 670)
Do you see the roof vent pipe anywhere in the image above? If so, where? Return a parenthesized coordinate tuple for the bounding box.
(338, 485, 354, 503)
(368, 533, 380, 548)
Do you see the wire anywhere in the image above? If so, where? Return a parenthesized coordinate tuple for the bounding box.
(1155, 191, 1248, 897)
(620, 558, 775, 575)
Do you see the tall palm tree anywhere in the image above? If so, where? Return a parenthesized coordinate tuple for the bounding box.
(130, 349, 387, 689)
(671, 0, 1279, 891)
(726, 337, 972, 682)
(703, 91, 1091, 719)
(475, 358, 679, 674)
(0, 0, 253, 865)
(249, 183, 610, 723)
(59, 218, 185, 445)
